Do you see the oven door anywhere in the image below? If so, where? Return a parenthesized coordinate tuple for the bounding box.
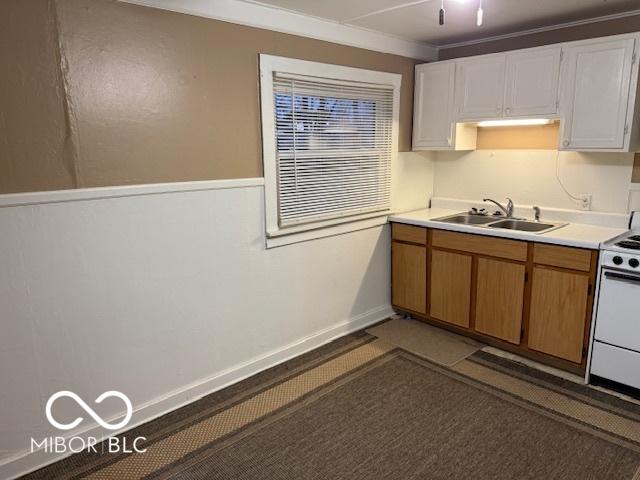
(594, 269, 640, 352)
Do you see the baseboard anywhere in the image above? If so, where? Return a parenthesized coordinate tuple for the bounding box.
(1, 304, 392, 480)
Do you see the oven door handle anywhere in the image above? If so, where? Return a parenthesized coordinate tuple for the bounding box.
(604, 271, 640, 284)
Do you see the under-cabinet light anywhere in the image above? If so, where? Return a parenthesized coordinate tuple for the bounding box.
(476, 119, 553, 127)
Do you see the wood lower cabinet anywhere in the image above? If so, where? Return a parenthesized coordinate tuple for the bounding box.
(429, 249, 472, 328)
(390, 224, 597, 374)
(475, 258, 526, 344)
(391, 241, 426, 314)
(528, 267, 590, 363)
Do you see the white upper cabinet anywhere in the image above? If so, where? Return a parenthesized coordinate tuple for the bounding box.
(504, 46, 561, 117)
(413, 62, 456, 149)
(413, 62, 476, 151)
(560, 37, 638, 151)
(455, 54, 506, 121)
(411, 32, 640, 152)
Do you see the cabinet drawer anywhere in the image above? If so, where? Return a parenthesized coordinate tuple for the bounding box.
(591, 342, 640, 389)
(533, 244, 592, 272)
(431, 230, 527, 261)
(392, 223, 427, 245)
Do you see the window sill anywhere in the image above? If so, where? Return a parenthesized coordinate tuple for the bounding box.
(265, 215, 389, 249)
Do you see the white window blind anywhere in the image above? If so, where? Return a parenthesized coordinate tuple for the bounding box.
(272, 72, 394, 228)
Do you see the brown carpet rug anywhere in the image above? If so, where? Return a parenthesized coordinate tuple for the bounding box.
(22, 329, 640, 480)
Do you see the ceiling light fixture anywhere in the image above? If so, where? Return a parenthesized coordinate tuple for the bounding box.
(476, 119, 554, 127)
(436, 0, 483, 28)
(476, 0, 483, 26)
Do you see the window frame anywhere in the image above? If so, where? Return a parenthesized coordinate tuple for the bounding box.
(259, 54, 401, 247)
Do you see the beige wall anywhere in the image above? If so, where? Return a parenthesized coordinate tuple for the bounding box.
(0, 1, 77, 194)
(0, 0, 419, 193)
(439, 14, 640, 60)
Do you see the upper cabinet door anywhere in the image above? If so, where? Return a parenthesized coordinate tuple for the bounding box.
(413, 62, 456, 149)
(456, 54, 506, 121)
(560, 37, 636, 151)
(504, 46, 561, 117)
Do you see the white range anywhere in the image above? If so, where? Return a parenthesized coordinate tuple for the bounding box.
(589, 211, 640, 392)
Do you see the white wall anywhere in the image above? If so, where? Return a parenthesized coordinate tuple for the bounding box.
(392, 151, 435, 213)
(433, 150, 635, 213)
(0, 176, 424, 479)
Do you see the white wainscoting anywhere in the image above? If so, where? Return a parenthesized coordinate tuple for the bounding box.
(0, 178, 395, 479)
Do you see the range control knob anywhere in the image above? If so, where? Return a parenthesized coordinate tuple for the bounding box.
(630, 258, 640, 268)
(613, 256, 624, 265)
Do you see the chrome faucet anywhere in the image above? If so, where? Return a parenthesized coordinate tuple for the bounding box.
(483, 197, 514, 218)
(533, 206, 541, 222)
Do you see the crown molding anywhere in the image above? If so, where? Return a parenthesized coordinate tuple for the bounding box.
(119, 0, 437, 61)
(437, 8, 640, 50)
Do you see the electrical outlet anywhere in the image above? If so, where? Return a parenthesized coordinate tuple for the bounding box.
(578, 194, 592, 211)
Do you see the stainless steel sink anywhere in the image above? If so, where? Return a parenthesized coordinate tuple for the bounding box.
(433, 214, 497, 225)
(488, 219, 560, 233)
(431, 213, 567, 234)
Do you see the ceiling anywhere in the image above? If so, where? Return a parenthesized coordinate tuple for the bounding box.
(242, 0, 640, 46)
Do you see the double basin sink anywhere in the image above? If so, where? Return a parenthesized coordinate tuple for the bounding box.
(432, 213, 566, 234)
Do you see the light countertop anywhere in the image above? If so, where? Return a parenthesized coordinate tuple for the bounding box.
(389, 208, 627, 249)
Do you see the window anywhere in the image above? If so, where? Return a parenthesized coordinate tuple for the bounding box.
(260, 55, 401, 246)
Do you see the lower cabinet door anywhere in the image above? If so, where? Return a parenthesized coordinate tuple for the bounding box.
(429, 249, 472, 327)
(392, 242, 426, 314)
(475, 258, 526, 344)
(528, 267, 589, 363)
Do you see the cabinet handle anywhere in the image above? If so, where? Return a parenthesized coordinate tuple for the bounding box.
(505, 107, 511, 114)
(562, 139, 570, 147)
